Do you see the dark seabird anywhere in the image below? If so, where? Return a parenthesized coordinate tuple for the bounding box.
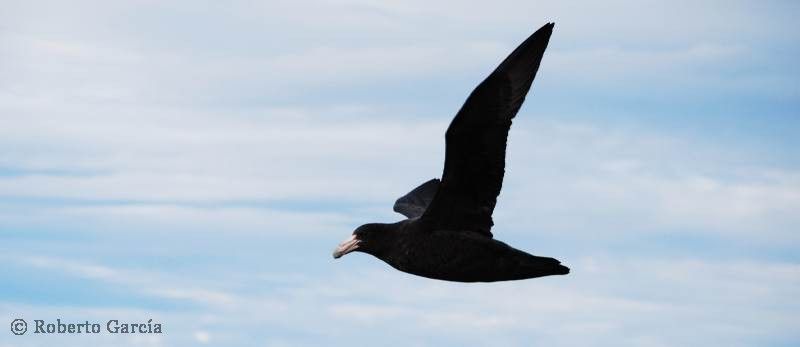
(333, 23, 569, 282)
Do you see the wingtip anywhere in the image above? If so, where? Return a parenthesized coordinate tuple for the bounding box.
(536, 22, 555, 34)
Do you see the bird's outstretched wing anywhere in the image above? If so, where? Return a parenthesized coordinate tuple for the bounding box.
(421, 23, 554, 238)
(393, 178, 440, 219)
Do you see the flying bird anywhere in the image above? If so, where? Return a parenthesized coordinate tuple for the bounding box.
(333, 23, 569, 282)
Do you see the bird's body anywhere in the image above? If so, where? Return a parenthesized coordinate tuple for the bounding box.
(333, 23, 569, 282)
(365, 219, 569, 282)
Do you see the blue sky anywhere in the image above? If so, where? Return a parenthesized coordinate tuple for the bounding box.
(1, 0, 799, 346)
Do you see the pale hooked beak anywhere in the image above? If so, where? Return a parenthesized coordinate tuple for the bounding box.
(333, 234, 361, 259)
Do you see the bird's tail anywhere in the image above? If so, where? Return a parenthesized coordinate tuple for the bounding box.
(520, 256, 570, 278)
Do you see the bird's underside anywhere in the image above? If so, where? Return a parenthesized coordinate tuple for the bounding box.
(333, 23, 569, 282)
(385, 222, 569, 282)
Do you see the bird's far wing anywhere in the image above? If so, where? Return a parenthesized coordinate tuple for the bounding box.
(393, 178, 441, 219)
(421, 23, 554, 238)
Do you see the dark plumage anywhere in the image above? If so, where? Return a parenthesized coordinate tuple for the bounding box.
(333, 23, 569, 282)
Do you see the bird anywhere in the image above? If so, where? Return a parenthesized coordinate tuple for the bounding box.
(333, 23, 569, 282)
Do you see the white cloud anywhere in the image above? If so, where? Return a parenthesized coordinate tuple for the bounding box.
(496, 120, 800, 242)
(3, 0, 795, 110)
(13, 255, 240, 307)
(6, 254, 798, 346)
(2, 110, 798, 242)
(193, 330, 211, 344)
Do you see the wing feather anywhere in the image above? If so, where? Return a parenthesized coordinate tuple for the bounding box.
(393, 178, 441, 218)
(421, 23, 554, 238)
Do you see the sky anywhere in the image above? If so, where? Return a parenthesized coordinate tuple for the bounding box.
(1, 0, 799, 346)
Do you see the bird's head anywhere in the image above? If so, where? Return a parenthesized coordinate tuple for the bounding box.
(332, 223, 390, 259)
